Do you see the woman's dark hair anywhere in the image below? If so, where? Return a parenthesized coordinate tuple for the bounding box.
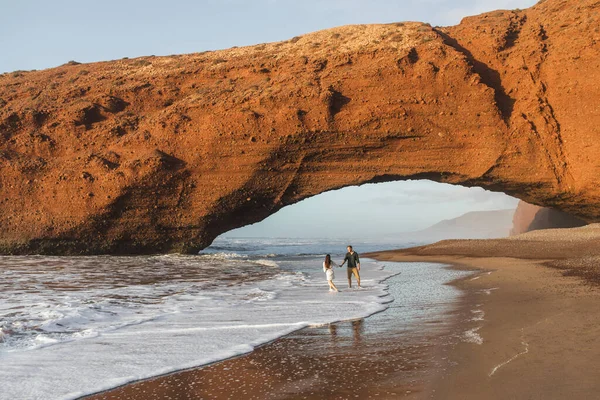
(324, 254, 331, 267)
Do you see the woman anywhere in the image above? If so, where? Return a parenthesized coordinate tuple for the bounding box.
(323, 254, 340, 292)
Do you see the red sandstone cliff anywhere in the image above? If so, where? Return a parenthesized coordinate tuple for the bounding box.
(511, 201, 587, 235)
(1, 0, 599, 254)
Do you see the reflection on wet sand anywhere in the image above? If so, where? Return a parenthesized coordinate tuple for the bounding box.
(328, 323, 337, 339)
(352, 319, 364, 344)
(85, 269, 469, 400)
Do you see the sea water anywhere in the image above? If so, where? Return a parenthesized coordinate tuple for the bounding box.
(0, 237, 464, 400)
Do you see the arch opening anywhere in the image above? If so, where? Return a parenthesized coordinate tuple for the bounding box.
(205, 180, 520, 257)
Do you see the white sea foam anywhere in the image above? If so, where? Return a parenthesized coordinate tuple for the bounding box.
(243, 288, 277, 301)
(488, 329, 529, 377)
(253, 259, 280, 268)
(480, 287, 500, 295)
(0, 259, 394, 400)
(463, 326, 484, 345)
(197, 251, 247, 260)
(470, 309, 485, 322)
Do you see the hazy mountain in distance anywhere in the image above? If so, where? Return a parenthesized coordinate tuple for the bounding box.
(396, 209, 515, 243)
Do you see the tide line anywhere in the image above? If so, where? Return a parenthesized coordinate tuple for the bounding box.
(488, 328, 529, 377)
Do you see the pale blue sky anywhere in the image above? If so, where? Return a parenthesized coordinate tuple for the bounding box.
(226, 181, 519, 238)
(1, 0, 534, 238)
(1, 0, 536, 73)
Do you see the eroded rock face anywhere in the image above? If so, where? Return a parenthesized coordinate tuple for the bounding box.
(1, 0, 599, 254)
(511, 201, 587, 235)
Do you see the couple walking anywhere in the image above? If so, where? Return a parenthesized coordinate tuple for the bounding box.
(323, 245, 361, 292)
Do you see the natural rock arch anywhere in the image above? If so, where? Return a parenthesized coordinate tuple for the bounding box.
(0, 0, 599, 254)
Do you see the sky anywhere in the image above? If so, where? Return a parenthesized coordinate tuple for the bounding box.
(1, 0, 535, 238)
(226, 181, 519, 238)
(1, 0, 537, 73)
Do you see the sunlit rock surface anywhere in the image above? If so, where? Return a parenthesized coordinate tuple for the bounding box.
(511, 201, 587, 235)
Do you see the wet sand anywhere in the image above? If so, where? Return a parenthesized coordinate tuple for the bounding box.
(83, 264, 474, 400)
(368, 225, 600, 399)
(372, 255, 600, 399)
(85, 225, 600, 399)
(84, 320, 432, 400)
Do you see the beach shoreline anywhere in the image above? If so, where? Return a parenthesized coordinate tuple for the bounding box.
(81, 260, 473, 400)
(83, 225, 600, 399)
(365, 235, 600, 399)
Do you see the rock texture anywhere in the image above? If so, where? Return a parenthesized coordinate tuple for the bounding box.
(1, 0, 599, 254)
(510, 201, 587, 235)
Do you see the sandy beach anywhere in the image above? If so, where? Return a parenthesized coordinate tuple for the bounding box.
(374, 255, 600, 399)
(368, 225, 600, 399)
(83, 225, 600, 399)
(83, 261, 471, 400)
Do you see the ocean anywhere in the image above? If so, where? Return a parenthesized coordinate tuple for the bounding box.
(0, 237, 472, 400)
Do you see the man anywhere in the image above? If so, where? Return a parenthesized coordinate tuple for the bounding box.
(340, 245, 361, 288)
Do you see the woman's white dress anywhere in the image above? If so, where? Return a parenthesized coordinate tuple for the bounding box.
(323, 261, 339, 281)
